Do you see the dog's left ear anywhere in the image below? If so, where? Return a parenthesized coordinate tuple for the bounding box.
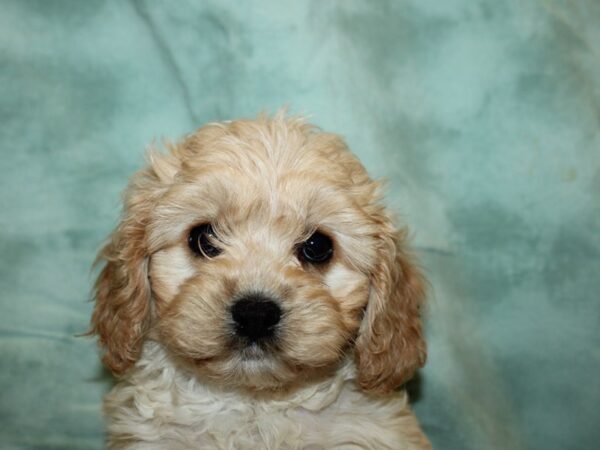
(355, 226, 427, 394)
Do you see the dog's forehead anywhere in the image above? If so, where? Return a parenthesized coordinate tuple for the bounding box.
(168, 159, 370, 231)
(173, 124, 373, 219)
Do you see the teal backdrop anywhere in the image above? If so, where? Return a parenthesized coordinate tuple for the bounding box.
(1, 1, 599, 449)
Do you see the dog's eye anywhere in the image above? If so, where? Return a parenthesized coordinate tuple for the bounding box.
(298, 231, 334, 264)
(188, 224, 222, 258)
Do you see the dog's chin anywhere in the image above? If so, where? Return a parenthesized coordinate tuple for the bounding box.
(187, 344, 338, 391)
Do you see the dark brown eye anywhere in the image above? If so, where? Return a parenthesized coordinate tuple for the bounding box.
(188, 224, 221, 258)
(298, 231, 334, 264)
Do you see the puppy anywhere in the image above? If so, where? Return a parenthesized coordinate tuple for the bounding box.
(90, 113, 430, 449)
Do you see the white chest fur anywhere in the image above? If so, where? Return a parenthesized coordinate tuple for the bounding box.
(103, 342, 429, 450)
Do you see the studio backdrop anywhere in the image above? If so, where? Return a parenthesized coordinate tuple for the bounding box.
(1, 1, 599, 449)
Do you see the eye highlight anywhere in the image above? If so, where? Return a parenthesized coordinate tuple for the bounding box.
(298, 231, 334, 264)
(188, 224, 222, 258)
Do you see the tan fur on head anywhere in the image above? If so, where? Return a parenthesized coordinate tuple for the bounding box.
(90, 112, 427, 392)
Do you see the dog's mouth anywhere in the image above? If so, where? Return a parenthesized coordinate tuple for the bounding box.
(238, 342, 271, 360)
(189, 336, 281, 368)
(184, 332, 349, 391)
(187, 343, 295, 390)
(229, 331, 285, 363)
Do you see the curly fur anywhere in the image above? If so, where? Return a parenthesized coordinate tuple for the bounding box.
(90, 112, 430, 449)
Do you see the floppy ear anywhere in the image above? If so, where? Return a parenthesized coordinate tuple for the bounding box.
(355, 226, 427, 394)
(91, 195, 151, 375)
(90, 149, 179, 374)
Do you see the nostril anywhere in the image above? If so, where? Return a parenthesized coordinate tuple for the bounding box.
(231, 296, 282, 342)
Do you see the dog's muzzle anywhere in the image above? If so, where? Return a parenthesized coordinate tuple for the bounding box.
(231, 294, 281, 343)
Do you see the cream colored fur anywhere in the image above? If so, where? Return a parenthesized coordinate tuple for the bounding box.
(91, 112, 430, 449)
(105, 342, 429, 449)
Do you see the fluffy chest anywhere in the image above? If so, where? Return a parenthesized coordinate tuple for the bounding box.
(103, 349, 420, 449)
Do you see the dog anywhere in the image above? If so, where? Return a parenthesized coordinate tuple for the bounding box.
(90, 112, 430, 449)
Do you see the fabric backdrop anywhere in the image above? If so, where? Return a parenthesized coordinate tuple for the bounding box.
(1, 1, 598, 449)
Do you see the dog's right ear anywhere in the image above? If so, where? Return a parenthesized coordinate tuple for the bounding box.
(90, 148, 180, 375)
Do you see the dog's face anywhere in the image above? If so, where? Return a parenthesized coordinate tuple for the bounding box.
(91, 115, 426, 393)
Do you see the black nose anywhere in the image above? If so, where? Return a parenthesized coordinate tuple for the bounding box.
(231, 295, 282, 342)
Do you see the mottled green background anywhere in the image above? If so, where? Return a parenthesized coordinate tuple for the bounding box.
(1, 1, 599, 449)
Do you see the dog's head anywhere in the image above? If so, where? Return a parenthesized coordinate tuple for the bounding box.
(91, 114, 426, 393)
